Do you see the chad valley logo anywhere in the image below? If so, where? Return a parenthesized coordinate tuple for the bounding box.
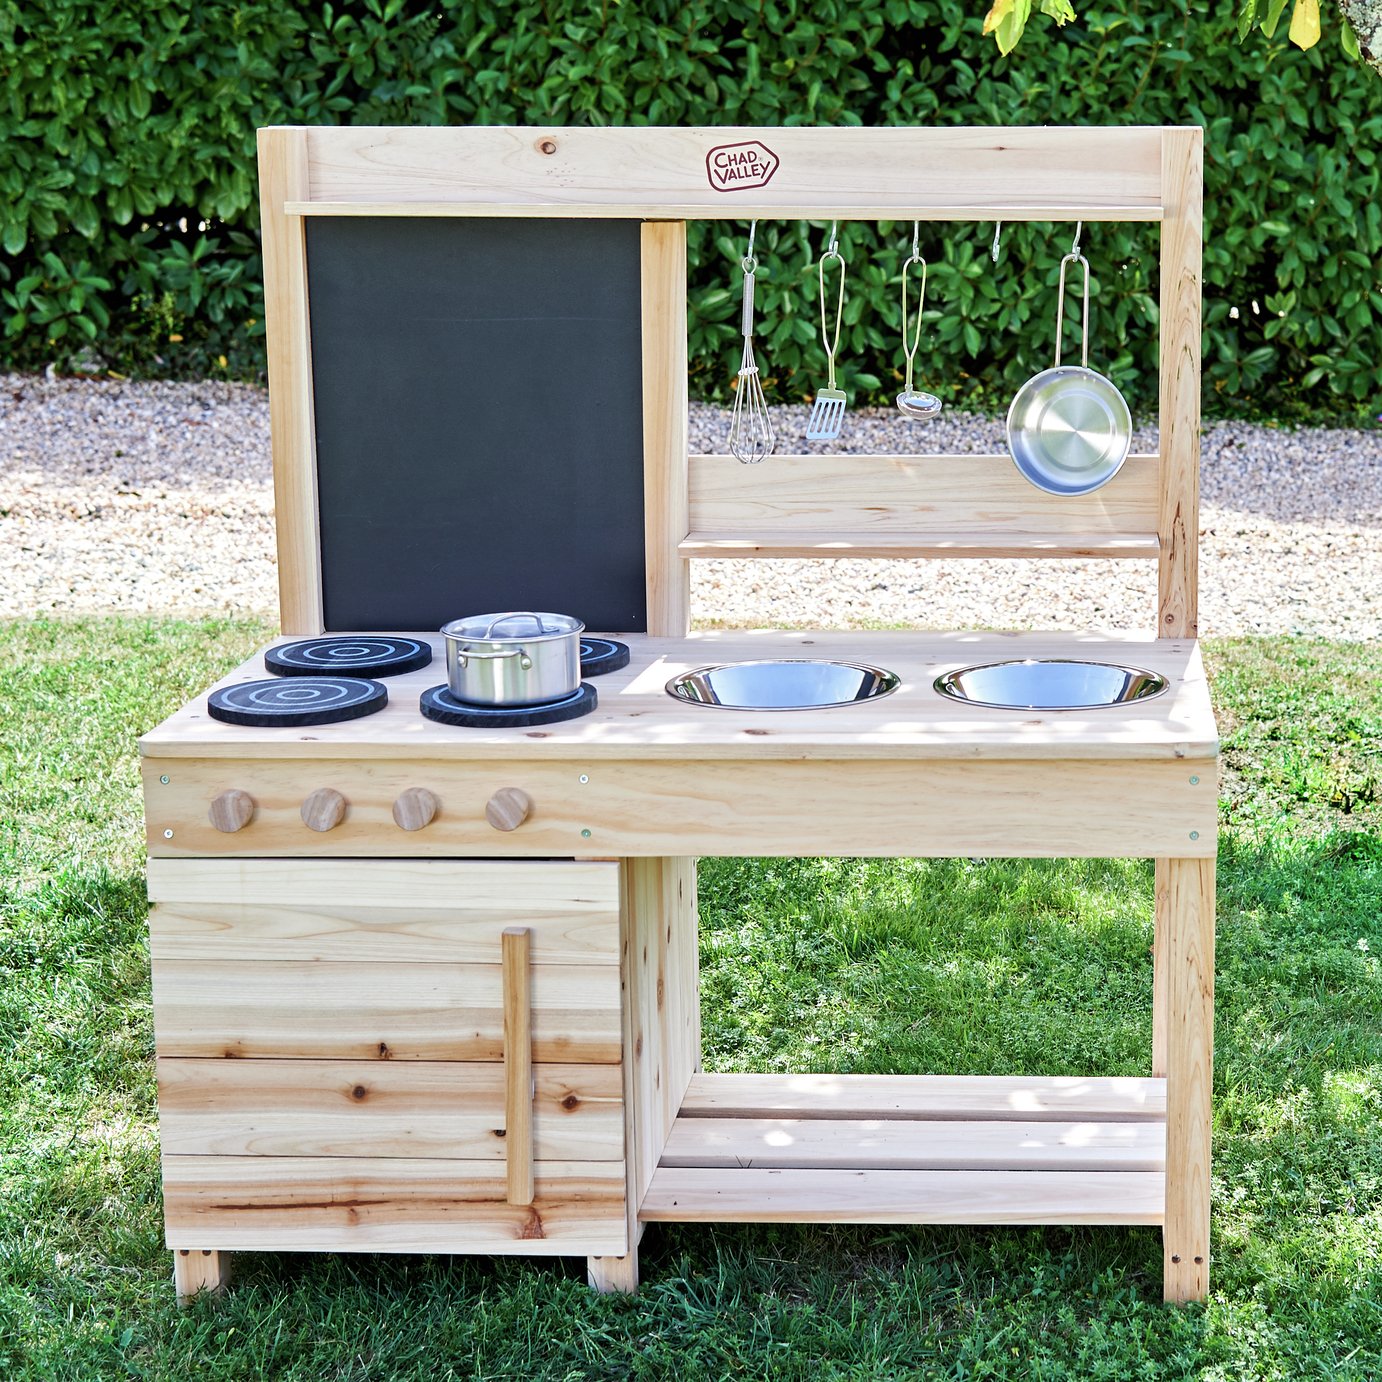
(706, 141, 780, 192)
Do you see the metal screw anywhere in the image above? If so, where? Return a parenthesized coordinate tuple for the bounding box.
(579, 774, 589, 784)
(160, 775, 170, 784)
(1189, 831, 1199, 840)
(1189, 775, 1199, 785)
(163, 829, 174, 839)
(580, 829, 592, 838)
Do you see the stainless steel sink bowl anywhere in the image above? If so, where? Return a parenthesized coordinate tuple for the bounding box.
(666, 660, 901, 711)
(933, 658, 1167, 711)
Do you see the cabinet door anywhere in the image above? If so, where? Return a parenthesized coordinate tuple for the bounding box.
(148, 859, 627, 1256)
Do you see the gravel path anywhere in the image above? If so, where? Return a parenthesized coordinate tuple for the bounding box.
(2, 372, 1379, 637)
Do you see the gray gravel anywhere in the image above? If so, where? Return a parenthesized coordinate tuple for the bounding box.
(2, 372, 1379, 638)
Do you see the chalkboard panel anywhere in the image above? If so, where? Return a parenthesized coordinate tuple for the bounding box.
(306, 218, 647, 633)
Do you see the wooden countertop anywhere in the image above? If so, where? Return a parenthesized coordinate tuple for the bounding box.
(139, 631, 1217, 763)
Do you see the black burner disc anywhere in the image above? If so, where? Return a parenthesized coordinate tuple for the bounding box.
(419, 682, 598, 728)
(209, 677, 388, 727)
(265, 635, 432, 679)
(579, 638, 630, 677)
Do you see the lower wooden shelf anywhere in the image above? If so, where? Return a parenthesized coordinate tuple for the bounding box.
(641, 1072, 1166, 1227)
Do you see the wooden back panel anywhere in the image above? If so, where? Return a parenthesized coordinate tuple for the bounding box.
(259, 125, 1201, 639)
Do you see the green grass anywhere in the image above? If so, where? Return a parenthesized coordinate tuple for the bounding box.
(2, 619, 1380, 1379)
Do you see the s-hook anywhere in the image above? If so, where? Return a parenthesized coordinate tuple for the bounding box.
(896, 221, 942, 421)
(726, 220, 776, 464)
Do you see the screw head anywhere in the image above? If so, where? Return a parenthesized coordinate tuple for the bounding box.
(160, 774, 170, 784)
(1189, 831, 1200, 840)
(580, 828, 592, 838)
(1189, 775, 1199, 785)
(579, 774, 589, 784)
(163, 829, 174, 839)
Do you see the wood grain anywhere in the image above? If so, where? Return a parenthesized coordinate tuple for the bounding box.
(207, 789, 254, 833)
(641, 222, 690, 636)
(295, 125, 1164, 218)
(503, 927, 535, 1206)
(641, 1168, 1165, 1225)
(162, 1156, 627, 1255)
(391, 787, 438, 832)
(256, 127, 323, 635)
(1158, 127, 1204, 640)
(485, 787, 532, 833)
(1161, 856, 1215, 1302)
(151, 959, 622, 1063)
(300, 786, 346, 831)
(156, 1057, 624, 1160)
(680, 1072, 1166, 1121)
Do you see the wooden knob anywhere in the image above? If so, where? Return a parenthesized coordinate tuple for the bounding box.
(393, 787, 439, 832)
(301, 787, 347, 832)
(485, 787, 532, 832)
(208, 789, 254, 833)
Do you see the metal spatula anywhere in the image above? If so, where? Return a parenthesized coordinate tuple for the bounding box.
(806, 225, 847, 442)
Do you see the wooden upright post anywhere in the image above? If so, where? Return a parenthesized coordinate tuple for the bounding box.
(257, 128, 324, 636)
(1157, 127, 1203, 642)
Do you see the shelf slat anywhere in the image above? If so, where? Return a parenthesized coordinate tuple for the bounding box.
(660, 1117, 1165, 1172)
(679, 1073, 1167, 1122)
(642, 1167, 1165, 1225)
(680, 532, 1161, 560)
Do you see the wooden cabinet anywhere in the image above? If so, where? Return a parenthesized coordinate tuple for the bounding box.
(147, 859, 628, 1258)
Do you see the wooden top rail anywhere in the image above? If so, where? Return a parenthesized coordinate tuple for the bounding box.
(276, 125, 1168, 220)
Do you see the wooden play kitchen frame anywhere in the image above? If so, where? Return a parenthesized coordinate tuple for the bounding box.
(139, 125, 1215, 1305)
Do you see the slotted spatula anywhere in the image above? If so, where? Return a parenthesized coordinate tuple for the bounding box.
(806, 225, 847, 442)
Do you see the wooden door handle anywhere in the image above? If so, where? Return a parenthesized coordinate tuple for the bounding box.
(486, 787, 532, 832)
(502, 926, 534, 1206)
(208, 789, 254, 833)
(300, 787, 347, 832)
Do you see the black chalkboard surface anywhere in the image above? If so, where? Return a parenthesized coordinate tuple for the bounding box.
(306, 218, 647, 633)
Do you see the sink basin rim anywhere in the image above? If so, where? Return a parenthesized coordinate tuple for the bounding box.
(933, 657, 1169, 712)
(666, 659, 902, 711)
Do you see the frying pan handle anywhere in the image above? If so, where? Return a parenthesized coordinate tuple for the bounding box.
(1054, 252, 1090, 370)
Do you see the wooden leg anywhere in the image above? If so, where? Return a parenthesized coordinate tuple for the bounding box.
(587, 1252, 639, 1293)
(1152, 858, 1170, 1078)
(173, 1249, 229, 1305)
(1161, 857, 1215, 1303)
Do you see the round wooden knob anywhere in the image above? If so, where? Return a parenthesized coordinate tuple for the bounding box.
(301, 787, 347, 832)
(393, 787, 439, 832)
(208, 789, 255, 833)
(485, 787, 532, 832)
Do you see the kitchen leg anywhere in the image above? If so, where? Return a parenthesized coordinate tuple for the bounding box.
(173, 1249, 229, 1305)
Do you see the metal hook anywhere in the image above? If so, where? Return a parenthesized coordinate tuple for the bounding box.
(827, 220, 839, 256)
(742, 220, 758, 275)
(991, 221, 1003, 264)
(911, 219, 920, 260)
(1070, 220, 1082, 257)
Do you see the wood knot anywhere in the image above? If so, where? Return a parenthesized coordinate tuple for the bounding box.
(561, 1093, 580, 1111)
(536, 137, 558, 155)
(352, 1085, 368, 1101)
(378, 1042, 392, 1059)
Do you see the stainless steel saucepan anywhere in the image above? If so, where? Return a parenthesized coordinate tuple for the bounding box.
(441, 611, 584, 706)
(1007, 249, 1131, 496)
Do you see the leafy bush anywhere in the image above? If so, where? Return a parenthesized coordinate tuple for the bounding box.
(1, 0, 1380, 419)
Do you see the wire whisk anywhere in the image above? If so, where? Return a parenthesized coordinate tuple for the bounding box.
(726, 222, 775, 465)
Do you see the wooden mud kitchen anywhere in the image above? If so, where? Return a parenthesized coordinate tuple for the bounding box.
(139, 126, 1216, 1305)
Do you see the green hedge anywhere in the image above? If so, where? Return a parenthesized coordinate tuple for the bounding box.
(3, 0, 1380, 420)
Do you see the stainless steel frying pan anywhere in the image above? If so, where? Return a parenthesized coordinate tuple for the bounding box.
(1006, 250, 1131, 497)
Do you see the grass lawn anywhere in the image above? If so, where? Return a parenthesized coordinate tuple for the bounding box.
(2, 617, 1380, 1380)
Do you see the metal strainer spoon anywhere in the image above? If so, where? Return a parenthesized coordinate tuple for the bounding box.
(896, 221, 942, 421)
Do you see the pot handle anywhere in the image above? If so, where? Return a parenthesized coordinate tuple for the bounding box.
(457, 646, 534, 670)
(483, 612, 551, 638)
(1054, 251, 1090, 370)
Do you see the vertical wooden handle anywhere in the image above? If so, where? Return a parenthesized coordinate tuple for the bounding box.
(501, 926, 534, 1206)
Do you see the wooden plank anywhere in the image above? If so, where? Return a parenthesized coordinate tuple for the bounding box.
(660, 1117, 1165, 1171)
(162, 1156, 627, 1255)
(680, 1073, 1166, 1122)
(687, 452, 1160, 547)
(290, 201, 1164, 223)
(156, 1058, 623, 1160)
(138, 632, 1219, 763)
(297, 126, 1165, 217)
(502, 927, 535, 1206)
(679, 533, 1160, 560)
(172, 1249, 228, 1305)
(1158, 127, 1203, 640)
(1161, 856, 1215, 1303)
(642, 222, 690, 636)
(256, 127, 323, 635)
(151, 960, 621, 1063)
(641, 1168, 1165, 1225)
(144, 755, 1216, 860)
